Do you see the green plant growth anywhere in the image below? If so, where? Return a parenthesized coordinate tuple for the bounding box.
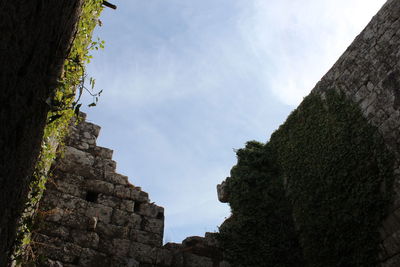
(219, 91, 393, 267)
(12, 0, 104, 264)
(271, 91, 393, 267)
(218, 141, 304, 267)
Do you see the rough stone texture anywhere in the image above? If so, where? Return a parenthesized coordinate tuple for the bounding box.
(216, 181, 229, 203)
(0, 1, 85, 265)
(32, 114, 227, 267)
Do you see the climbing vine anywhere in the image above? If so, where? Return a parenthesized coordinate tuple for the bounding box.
(12, 0, 105, 264)
(219, 90, 394, 267)
(218, 141, 304, 267)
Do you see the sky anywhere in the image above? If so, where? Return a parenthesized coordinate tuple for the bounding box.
(82, 0, 387, 243)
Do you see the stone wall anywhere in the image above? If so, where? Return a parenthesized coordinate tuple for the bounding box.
(0, 1, 86, 264)
(308, 0, 400, 265)
(31, 113, 227, 267)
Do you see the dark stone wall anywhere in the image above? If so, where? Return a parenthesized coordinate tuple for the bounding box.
(0, 1, 84, 265)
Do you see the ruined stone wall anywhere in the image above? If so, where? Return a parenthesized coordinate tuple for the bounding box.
(29, 0, 400, 266)
(31, 113, 227, 267)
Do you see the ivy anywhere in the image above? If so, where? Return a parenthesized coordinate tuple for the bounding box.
(12, 0, 104, 264)
(218, 141, 304, 267)
(219, 90, 393, 267)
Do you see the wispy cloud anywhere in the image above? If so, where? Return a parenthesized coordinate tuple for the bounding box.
(85, 0, 386, 242)
(235, 0, 386, 105)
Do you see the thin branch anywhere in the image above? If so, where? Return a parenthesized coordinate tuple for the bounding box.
(103, 1, 117, 10)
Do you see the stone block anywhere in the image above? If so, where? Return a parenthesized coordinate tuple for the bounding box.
(59, 193, 87, 213)
(97, 194, 121, 208)
(51, 173, 85, 198)
(96, 221, 129, 239)
(170, 251, 184, 267)
(182, 235, 222, 260)
(141, 217, 164, 235)
(155, 248, 174, 266)
(76, 141, 90, 151)
(39, 189, 63, 210)
(130, 229, 162, 247)
(112, 238, 131, 257)
(386, 113, 400, 130)
(111, 208, 142, 228)
(61, 212, 89, 230)
(34, 238, 81, 264)
(163, 242, 183, 251)
(93, 146, 113, 159)
(137, 203, 164, 219)
(182, 236, 206, 248)
(58, 146, 95, 176)
(81, 122, 101, 138)
(84, 179, 114, 195)
(57, 181, 84, 198)
(128, 242, 156, 264)
(130, 189, 149, 202)
(183, 253, 214, 267)
(93, 158, 117, 172)
(85, 203, 113, 224)
(71, 229, 99, 249)
(79, 248, 110, 267)
(105, 172, 129, 185)
(97, 238, 114, 254)
(39, 222, 70, 240)
(114, 185, 132, 199)
(43, 207, 64, 223)
(217, 181, 229, 203)
(120, 199, 135, 213)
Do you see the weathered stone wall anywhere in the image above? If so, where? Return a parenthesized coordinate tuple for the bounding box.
(308, 0, 400, 265)
(32, 114, 227, 267)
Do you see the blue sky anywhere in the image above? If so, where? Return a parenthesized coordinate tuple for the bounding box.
(82, 0, 386, 243)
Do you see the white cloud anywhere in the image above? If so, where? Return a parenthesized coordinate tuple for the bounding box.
(236, 0, 386, 105)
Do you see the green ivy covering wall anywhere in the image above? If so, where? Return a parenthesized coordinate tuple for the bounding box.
(218, 141, 304, 267)
(219, 91, 393, 267)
